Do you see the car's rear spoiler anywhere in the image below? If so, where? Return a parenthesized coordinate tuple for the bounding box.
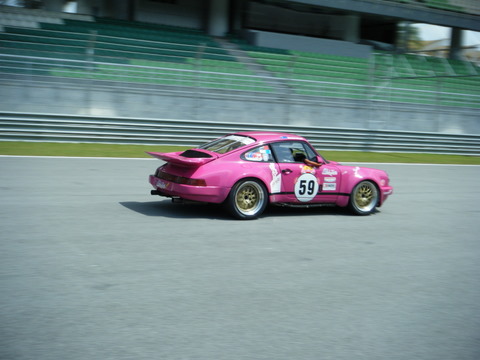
(147, 151, 217, 167)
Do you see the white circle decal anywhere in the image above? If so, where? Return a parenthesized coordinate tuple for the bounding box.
(294, 173, 319, 202)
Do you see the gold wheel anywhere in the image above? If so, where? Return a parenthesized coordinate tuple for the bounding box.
(236, 184, 260, 212)
(351, 181, 378, 215)
(228, 180, 267, 219)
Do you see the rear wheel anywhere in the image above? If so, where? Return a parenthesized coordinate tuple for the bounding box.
(226, 179, 268, 220)
(348, 181, 378, 215)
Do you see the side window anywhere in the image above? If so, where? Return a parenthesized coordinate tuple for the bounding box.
(303, 143, 318, 161)
(242, 145, 273, 162)
(271, 141, 316, 163)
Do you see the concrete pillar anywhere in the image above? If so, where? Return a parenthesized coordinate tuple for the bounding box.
(230, 0, 244, 34)
(449, 27, 463, 60)
(397, 21, 410, 52)
(342, 14, 360, 43)
(207, 0, 229, 37)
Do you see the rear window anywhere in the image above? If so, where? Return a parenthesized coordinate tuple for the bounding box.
(198, 135, 255, 154)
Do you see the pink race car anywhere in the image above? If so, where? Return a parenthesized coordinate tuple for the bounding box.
(148, 132, 393, 219)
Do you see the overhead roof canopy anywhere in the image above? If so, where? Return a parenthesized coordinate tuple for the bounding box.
(272, 0, 480, 31)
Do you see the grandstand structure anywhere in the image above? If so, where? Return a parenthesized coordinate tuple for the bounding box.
(0, 0, 479, 137)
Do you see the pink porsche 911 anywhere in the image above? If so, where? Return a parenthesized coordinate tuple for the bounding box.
(148, 132, 393, 219)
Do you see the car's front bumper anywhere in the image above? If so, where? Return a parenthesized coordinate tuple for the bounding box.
(379, 185, 393, 206)
(149, 175, 229, 204)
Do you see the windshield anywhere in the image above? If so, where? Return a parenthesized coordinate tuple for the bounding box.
(199, 135, 255, 154)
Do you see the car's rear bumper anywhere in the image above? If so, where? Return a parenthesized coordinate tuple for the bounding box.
(149, 175, 229, 203)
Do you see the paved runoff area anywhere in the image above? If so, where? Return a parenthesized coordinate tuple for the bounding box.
(1, 156, 480, 360)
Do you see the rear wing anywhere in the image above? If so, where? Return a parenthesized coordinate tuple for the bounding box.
(146, 151, 217, 167)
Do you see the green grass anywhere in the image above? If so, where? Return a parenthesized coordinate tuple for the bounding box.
(319, 151, 480, 164)
(1, 141, 479, 164)
(0, 142, 189, 158)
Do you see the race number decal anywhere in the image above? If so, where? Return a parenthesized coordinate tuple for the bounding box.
(294, 173, 319, 202)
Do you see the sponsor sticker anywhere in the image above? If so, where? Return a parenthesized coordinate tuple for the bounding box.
(323, 183, 337, 191)
(245, 146, 272, 162)
(269, 163, 281, 194)
(260, 146, 272, 161)
(322, 168, 338, 176)
(245, 152, 263, 161)
(353, 166, 363, 179)
(324, 177, 336, 182)
(301, 165, 316, 174)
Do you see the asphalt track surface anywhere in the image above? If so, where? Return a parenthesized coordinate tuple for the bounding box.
(1, 156, 479, 360)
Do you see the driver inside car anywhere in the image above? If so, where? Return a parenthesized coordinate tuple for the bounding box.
(293, 152, 322, 167)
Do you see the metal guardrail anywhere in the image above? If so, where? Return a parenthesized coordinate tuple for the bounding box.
(0, 53, 277, 94)
(1, 53, 479, 109)
(1, 112, 479, 155)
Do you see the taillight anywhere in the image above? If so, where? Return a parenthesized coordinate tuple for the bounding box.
(185, 179, 207, 187)
(157, 170, 206, 187)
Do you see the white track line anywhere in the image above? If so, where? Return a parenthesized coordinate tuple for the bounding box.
(1, 154, 479, 166)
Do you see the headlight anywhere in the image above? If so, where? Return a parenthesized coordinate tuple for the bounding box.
(380, 176, 389, 187)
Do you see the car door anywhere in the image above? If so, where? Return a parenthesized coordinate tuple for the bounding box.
(271, 141, 340, 204)
(316, 162, 341, 203)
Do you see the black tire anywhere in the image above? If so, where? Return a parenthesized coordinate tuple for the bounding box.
(226, 179, 268, 220)
(348, 181, 379, 215)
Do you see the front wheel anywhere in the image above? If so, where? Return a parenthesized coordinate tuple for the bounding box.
(348, 181, 379, 215)
(226, 179, 268, 220)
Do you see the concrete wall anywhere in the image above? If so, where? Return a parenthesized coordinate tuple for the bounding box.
(1, 81, 478, 135)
